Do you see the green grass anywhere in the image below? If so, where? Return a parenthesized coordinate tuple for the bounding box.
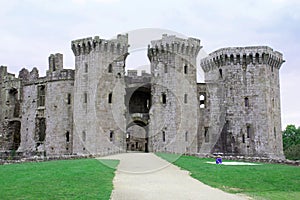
(0, 159, 119, 200)
(157, 153, 300, 200)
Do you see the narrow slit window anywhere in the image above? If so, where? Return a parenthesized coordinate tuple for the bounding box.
(85, 63, 88, 73)
(242, 134, 245, 143)
(184, 65, 188, 74)
(84, 92, 87, 103)
(38, 85, 46, 107)
(108, 64, 112, 73)
(67, 93, 71, 105)
(108, 92, 112, 104)
(164, 65, 168, 73)
(82, 131, 86, 142)
(245, 97, 249, 107)
(185, 131, 188, 142)
(110, 131, 114, 142)
(184, 94, 188, 104)
(162, 93, 166, 104)
(204, 127, 209, 143)
(162, 131, 166, 142)
(219, 68, 223, 78)
(66, 131, 70, 142)
(246, 125, 251, 138)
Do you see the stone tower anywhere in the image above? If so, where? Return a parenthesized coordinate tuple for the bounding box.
(71, 34, 129, 155)
(147, 34, 202, 153)
(201, 46, 285, 158)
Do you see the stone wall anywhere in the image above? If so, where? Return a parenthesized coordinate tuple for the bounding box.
(0, 66, 22, 151)
(18, 55, 75, 156)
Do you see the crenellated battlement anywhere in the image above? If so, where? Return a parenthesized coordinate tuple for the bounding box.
(71, 34, 129, 56)
(147, 34, 202, 60)
(201, 46, 285, 72)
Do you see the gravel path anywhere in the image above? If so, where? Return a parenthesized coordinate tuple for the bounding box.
(98, 153, 250, 200)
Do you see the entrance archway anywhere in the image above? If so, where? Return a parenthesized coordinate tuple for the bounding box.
(125, 84, 151, 152)
(126, 122, 148, 152)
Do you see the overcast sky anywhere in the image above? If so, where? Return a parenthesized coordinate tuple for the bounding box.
(0, 0, 299, 129)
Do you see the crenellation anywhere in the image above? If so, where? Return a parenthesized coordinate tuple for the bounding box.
(201, 46, 285, 73)
(71, 34, 129, 57)
(148, 34, 202, 60)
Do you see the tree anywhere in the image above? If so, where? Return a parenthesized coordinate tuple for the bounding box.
(282, 125, 300, 160)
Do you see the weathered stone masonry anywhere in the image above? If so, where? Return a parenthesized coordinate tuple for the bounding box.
(0, 33, 285, 159)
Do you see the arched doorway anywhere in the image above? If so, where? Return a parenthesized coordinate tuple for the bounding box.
(126, 121, 148, 152)
(125, 84, 151, 152)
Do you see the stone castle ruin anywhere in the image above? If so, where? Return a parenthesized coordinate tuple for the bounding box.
(0, 33, 285, 159)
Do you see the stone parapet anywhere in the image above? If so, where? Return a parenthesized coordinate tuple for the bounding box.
(71, 34, 129, 56)
(201, 46, 285, 72)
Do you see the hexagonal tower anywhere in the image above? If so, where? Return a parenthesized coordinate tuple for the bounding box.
(71, 34, 128, 155)
(147, 34, 202, 154)
(201, 46, 285, 158)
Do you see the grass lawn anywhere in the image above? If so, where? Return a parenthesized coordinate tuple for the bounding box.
(157, 153, 300, 200)
(0, 159, 119, 200)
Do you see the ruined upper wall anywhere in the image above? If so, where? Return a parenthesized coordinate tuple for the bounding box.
(201, 46, 285, 72)
(147, 34, 202, 59)
(71, 34, 129, 56)
(125, 70, 151, 86)
(48, 53, 63, 72)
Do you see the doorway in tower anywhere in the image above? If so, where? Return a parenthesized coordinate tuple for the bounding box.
(126, 123, 148, 152)
(125, 84, 151, 152)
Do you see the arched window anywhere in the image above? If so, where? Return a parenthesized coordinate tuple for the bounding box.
(255, 53, 260, 64)
(108, 64, 112, 73)
(236, 54, 240, 64)
(249, 54, 253, 64)
(230, 54, 234, 63)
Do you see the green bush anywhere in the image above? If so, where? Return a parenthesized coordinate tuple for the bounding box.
(284, 143, 300, 160)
